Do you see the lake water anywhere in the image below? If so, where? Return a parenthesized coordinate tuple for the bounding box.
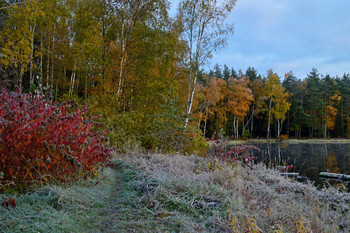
(247, 142, 350, 189)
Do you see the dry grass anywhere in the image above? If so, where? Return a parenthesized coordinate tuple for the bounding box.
(1, 152, 349, 232)
(115, 152, 350, 232)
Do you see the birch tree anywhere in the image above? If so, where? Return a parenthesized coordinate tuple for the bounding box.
(0, 0, 43, 89)
(227, 76, 253, 138)
(178, 0, 236, 129)
(264, 71, 280, 138)
(264, 70, 291, 139)
(271, 83, 291, 139)
(113, 0, 167, 99)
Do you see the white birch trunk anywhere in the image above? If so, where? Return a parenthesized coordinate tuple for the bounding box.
(117, 23, 125, 98)
(29, 25, 36, 87)
(267, 98, 272, 139)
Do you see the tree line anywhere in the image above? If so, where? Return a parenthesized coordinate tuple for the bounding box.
(198, 65, 350, 139)
(0, 0, 236, 151)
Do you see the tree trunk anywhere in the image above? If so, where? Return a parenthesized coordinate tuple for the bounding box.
(85, 72, 88, 99)
(204, 108, 208, 137)
(55, 69, 60, 100)
(69, 71, 76, 96)
(277, 119, 283, 139)
(233, 116, 236, 139)
(183, 68, 198, 130)
(19, 65, 23, 89)
(29, 25, 36, 88)
(39, 31, 43, 94)
(46, 31, 50, 89)
(117, 23, 126, 98)
(250, 104, 255, 137)
(50, 41, 54, 91)
(267, 98, 272, 139)
(342, 103, 344, 138)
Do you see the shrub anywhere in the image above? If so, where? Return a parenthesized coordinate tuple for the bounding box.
(147, 97, 208, 154)
(242, 129, 250, 140)
(204, 139, 259, 167)
(0, 88, 112, 189)
(182, 130, 208, 155)
(279, 134, 289, 141)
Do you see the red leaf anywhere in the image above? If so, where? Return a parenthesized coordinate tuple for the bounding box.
(1, 200, 9, 210)
(15, 86, 21, 93)
(8, 197, 16, 208)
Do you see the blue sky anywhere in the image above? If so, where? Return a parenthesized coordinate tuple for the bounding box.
(170, 0, 350, 79)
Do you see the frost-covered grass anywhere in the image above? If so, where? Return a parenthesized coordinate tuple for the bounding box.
(1, 152, 349, 232)
(0, 168, 118, 233)
(115, 152, 350, 232)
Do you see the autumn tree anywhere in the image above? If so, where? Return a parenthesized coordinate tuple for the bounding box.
(271, 82, 291, 139)
(226, 76, 253, 138)
(264, 71, 279, 138)
(263, 70, 290, 139)
(320, 75, 341, 138)
(200, 77, 226, 135)
(111, 0, 168, 100)
(324, 93, 341, 137)
(178, 0, 236, 129)
(0, 0, 43, 89)
(70, 0, 104, 98)
(245, 67, 263, 137)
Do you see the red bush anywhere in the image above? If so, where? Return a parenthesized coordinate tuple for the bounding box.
(204, 139, 260, 167)
(0, 88, 112, 188)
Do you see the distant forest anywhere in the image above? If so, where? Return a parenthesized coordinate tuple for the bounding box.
(198, 65, 350, 139)
(0, 0, 349, 148)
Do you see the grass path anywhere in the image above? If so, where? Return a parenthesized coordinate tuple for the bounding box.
(98, 170, 123, 232)
(0, 165, 124, 232)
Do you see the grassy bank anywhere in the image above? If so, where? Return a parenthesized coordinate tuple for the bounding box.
(1, 153, 350, 232)
(114, 152, 350, 232)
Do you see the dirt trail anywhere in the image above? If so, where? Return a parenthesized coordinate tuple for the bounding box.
(98, 170, 123, 232)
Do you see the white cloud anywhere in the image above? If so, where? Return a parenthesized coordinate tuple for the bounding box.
(211, 0, 350, 78)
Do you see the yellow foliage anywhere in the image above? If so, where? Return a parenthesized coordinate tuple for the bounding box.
(325, 93, 341, 130)
(296, 218, 312, 233)
(279, 134, 289, 141)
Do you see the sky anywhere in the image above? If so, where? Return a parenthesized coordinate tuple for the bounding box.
(170, 0, 350, 79)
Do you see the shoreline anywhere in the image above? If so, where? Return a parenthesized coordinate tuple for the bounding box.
(211, 138, 350, 145)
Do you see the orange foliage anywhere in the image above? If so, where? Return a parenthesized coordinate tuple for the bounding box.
(227, 76, 253, 121)
(325, 93, 341, 130)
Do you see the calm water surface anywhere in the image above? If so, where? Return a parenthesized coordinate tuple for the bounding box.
(247, 143, 350, 188)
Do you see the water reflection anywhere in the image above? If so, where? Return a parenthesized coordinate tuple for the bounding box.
(249, 143, 350, 188)
(325, 152, 340, 173)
